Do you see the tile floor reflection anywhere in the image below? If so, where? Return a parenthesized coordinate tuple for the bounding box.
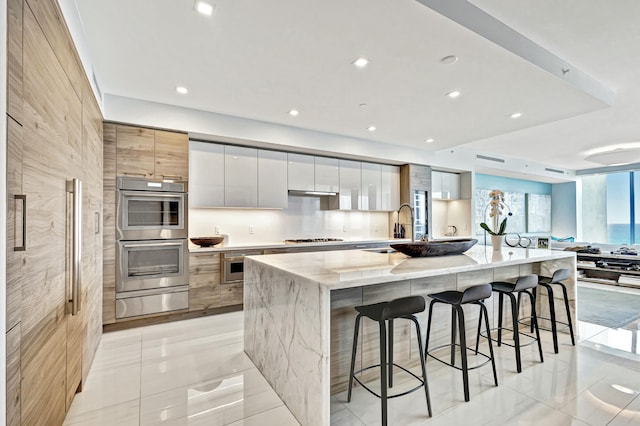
(65, 282, 640, 425)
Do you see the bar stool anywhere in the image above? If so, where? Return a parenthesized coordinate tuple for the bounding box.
(347, 296, 432, 425)
(534, 268, 576, 353)
(486, 274, 544, 373)
(424, 284, 498, 402)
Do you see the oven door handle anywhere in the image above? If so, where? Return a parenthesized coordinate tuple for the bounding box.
(120, 190, 185, 198)
(121, 241, 186, 249)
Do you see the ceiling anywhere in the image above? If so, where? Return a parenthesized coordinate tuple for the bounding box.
(72, 0, 640, 171)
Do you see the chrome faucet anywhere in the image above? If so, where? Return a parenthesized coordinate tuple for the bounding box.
(397, 203, 415, 242)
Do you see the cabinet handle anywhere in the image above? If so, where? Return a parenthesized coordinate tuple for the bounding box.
(123, 172, 147, 177)
(95, 211, 100, 235)
(14, 194, 26, 251)
(66, 179, 82, 316)
(161, 174, 183, 181)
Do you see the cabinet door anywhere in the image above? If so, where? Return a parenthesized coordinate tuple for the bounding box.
(449, 173, 460, 200)
(155, 130, 189, 181)
(189, 141, 225, 207)
(189, 253, 221, 311)
(287, 153, 314, 191)
(315, 156, 339, 192)
(432, 171, 443, 199)
(116, 125, 155, 178)
(339, 160, 361, 210)
(225, 145, 258, 207)
(258, 150, 288, 208)
(381, 165, 400, 211)
(361, 163, 381, 210)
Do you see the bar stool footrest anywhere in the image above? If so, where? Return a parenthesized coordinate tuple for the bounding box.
(352, 363, 426, 399)
(479, 327, 540, 349)
(426, 343, 494, 371)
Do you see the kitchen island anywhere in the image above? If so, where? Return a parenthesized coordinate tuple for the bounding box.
(244, 246, 576, 425)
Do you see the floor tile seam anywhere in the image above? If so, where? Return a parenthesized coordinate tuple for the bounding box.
(138, 331, 144, 426)
(607, 392, 640, 424)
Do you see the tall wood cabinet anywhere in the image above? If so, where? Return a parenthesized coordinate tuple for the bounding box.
(5, 0, 104, 424)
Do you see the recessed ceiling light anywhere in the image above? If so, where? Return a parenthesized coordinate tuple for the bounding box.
(440, 55, 459, 65)
(352, 57, 369, 68)
(425, 138, 435, 143)
(176, 86, 188, 95)
(446, 90, 461, 99)
(195, 1, 214, 16)
(510, 112, 522, 119)
(288, 109, 299, 116)
(368, 126, 376, 132)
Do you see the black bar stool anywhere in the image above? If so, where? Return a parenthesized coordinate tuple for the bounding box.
(485, 274, 544, 373)
(534, 268, 576, 353)
(347, 296, 432, 425)
(424, 284, 498, 402)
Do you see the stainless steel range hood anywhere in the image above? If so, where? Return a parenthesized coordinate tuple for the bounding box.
(288, 190, 338, 197)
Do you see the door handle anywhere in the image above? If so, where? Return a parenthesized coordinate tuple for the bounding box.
(67, 179, 82, 316)
(14, 194, 26, 251)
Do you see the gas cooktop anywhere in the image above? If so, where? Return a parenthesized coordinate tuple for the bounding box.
(284, 238, 344, 244)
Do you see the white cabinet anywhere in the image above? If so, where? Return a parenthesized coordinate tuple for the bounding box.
(189, 141, 225, 207)
(259, 150, 288, 208)
(314, 157, 339, 192)
(432, 171, 460, 200)
(381, 165, 400, 211)
(338, 160, 361, 210)
(287, 153, 314, 191)
(361, 163, 381, 210)
(225, 145, 258, 207)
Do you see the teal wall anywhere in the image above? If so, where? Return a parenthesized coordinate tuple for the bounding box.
(476, 173, 552, 194)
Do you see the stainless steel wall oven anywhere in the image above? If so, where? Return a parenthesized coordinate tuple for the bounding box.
(115, 177, 190, 319)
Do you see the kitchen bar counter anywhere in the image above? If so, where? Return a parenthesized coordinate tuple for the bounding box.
(244, 246, 576, 425)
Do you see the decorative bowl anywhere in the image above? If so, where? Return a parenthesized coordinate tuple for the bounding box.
(390, 239, 478, 257)
(190, 236, 224, 247)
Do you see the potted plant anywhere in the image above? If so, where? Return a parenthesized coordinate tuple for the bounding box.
(480, 189, 509, 250)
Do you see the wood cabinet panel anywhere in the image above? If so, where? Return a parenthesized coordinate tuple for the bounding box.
(6, 325, 21, 426)
(103, 123, 117, 324)
(116, 125, 155, 178)
(189, 253, 221, 311)
(7, 0, 23, 124)
(220, 283, 243, 307)
(6, 118, 24, 330)
(155, 130, 189, 180)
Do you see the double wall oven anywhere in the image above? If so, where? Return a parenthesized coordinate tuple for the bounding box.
(116, 177, 189, 319)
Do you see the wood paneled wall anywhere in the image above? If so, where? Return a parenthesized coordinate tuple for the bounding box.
(5, 0, 104, 424)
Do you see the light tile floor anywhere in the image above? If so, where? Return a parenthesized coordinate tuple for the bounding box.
(65, 282, 640, 425)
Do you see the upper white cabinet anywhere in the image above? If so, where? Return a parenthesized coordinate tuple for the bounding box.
(225, 145, 258, 207)
(189, 141, 225, 207)
(287, 153, 314, 191)
(432, 171, 460, 200)
(338, 160, 361, 210)
(381, 165, 400, 211)
(314, 157, 339, 192)
(361, 163, 381, 211)
(259, 150, 288, 208)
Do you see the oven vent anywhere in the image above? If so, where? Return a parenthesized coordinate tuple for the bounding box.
(545, 167, 565, 174)
(476, 154, 505, 163)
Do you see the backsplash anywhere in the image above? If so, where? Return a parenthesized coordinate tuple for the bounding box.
(189, 195, 391, 245)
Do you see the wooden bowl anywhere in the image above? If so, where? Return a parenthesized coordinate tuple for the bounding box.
(190, 237, 224, 247)
(391, 239, 478, 257)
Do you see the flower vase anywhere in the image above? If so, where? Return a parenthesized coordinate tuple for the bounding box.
(491, 235, 504, 252)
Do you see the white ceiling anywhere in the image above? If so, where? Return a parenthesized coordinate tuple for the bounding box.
(73, 0, 640, 171)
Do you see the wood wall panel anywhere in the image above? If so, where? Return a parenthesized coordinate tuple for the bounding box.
(155, 130, 189, 180)
(189, 253, 221, 311)
(6, 325, 21, 426)
(116, 125, 155, 178)
(7, 0, 23, 123)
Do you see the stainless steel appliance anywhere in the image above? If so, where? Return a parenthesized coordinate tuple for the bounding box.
(222, 250, 262, 284)
(284, 238, 343, 244)
(115, 177, 190, 319)
(116, 177, 188, 241)
(117, 239, 188, 292)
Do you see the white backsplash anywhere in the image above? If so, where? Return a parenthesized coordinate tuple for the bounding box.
(189, 196, 391, 245)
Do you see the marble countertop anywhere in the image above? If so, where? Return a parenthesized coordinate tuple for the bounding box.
(245, 245, 576, 290)
(188, 238, 409, 253)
